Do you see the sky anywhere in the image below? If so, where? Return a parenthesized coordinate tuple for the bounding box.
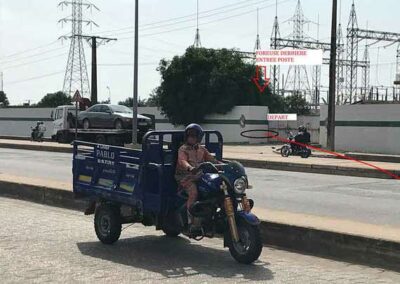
(0, 0, 400, 105)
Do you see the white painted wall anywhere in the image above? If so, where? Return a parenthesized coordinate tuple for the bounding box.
(320, 104, 400, 154)
(0, 108, 54, 137)
(139, 106, 270, 143)
(0, 106, 270, 143)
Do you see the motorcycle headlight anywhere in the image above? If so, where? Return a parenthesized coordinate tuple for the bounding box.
(233, 177, 247, 194)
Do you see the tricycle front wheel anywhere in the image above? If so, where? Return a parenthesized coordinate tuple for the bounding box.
(94, 204, 121, 244)
(228, 221, 262, 264)
(280, 145, 291, 157)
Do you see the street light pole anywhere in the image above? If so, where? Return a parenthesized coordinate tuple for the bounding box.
(91, 37, 98, 104)
(327, 0, 337, 151)
(106, 86, 111, 103)
(132, 0, 139, 145)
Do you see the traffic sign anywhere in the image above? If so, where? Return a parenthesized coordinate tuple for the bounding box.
(72, 90, 82, 102)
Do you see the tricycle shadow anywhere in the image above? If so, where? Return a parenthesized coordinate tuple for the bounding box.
(77, 235, 273, 281)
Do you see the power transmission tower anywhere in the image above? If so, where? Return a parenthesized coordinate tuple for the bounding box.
(59, 0, 99, 98)
(336, 23, 345, 104)
(361, 43, 370, 101)
(311, 15, 321, 109)
(270, 0, 281, 96)
(284, 0, 311, 98)
(395, 43, 400, 85)
(345, 1, 358, 104)
(345, 1, 400, 103)
(193, 0, 201, 48)
(393, 43, 400, 101)
(254, 8, 261, 51)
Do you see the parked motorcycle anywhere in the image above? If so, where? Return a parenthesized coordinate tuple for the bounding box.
(31, 121, 46, 142)
(280, 131, 311, 158)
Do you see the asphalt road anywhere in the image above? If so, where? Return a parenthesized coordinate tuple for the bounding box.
(1, 197, 399, 283)
(0, 148, 399, 226)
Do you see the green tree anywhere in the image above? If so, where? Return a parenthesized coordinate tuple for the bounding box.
(156, 47, 284, 125)
(118, 92, 160, 108)
(36, 91, 71, 107)
(283, 93, 311, 115)
(118, 97, 147, 107)
(118, 97, 133, 107)
(0, 91, 10, 107)
(146, 90, 161, 107)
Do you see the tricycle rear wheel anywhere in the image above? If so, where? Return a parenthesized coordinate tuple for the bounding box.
(162, 211, 181, 237)
(162, 227, 181, 237)
(94, 204, 121, 244)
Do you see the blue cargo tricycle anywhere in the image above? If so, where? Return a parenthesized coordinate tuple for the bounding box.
(73, 130, 262, 264)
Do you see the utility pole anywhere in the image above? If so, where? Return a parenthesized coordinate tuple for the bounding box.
(106, 86, 111, 103)
(327, 0, 337, 150)
(132, 0, 139, 145)
(0, 72, 3, 92)
(75, 35, 117, 104)
(91, 37, 98, 104)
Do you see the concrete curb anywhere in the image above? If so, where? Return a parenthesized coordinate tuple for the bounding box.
(236, 159, 400, 179)
(345, 153, 400, 163)
(0, 180, 85, 211)
(0, 180, 399, 272)
(0, 142, 72, 153)
(0, 135, 53, 142)
(259, 221, 400, 272)
(0, 141, 398, 179)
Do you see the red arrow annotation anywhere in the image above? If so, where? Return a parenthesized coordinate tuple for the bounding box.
(252, 65, 271, 93)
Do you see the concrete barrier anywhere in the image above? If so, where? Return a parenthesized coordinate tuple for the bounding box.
(0, 179, 399, 272)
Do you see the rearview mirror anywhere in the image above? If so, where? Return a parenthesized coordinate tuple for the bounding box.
(50, 111, 54, 120)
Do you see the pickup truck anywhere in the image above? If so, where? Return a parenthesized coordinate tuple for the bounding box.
(51, 105, 152, 145)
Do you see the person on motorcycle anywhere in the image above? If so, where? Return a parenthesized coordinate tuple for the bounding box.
(31, 121, 46, 142)
(31, 121, 41, 141)
(294, 125, 310, 149)
(38, 121, 46, 134)
(175, 123, 219, 232)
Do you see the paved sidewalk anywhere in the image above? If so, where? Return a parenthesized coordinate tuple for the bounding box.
(223, 145, 400, 172)
(2, 197, 400, 283)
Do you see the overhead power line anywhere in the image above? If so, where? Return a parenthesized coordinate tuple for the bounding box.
(117, 0, 294, 40)
(5, 71, 64, 86)
(98, 62, 158, 67)
(0, 40, 60, 60)
(97, 0, 272, 36)
(0, 47, 68, 65)
(1, 53, 68, 70)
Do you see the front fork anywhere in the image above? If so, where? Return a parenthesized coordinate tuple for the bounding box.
(221, 182, 240, 242)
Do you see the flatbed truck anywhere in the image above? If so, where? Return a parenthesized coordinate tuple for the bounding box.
(51, 105, 152, 146)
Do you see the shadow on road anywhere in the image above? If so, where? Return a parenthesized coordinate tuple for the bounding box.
(77, 235, 273, 281)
